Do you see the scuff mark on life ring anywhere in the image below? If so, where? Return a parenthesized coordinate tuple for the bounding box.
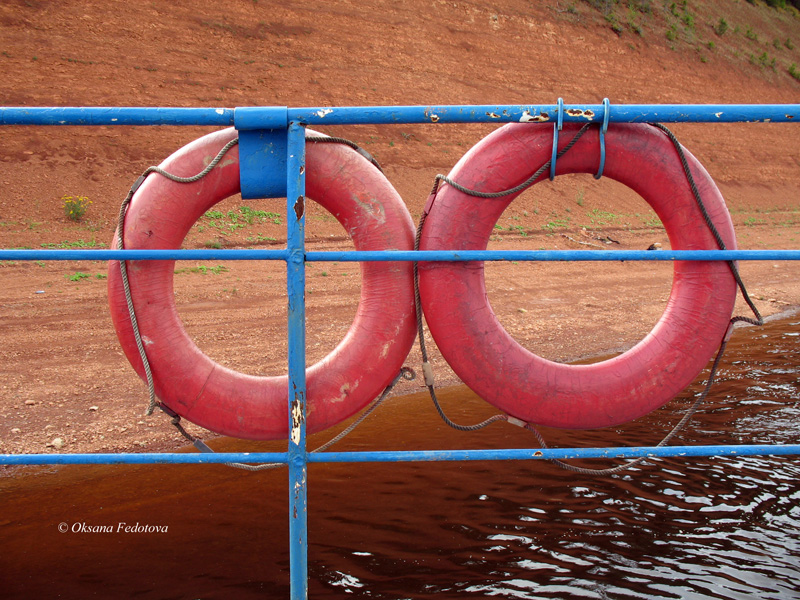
(352, 194, 386, 224)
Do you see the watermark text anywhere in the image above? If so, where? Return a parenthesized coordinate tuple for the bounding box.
(58, 522, 168, 534)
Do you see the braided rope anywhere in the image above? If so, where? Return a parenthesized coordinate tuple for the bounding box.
(651, 123, 763, 328)
(412, 124, 592, 432)
(168, 366, 416, 471)
(415, 121, 763, 476)
(525, 321, 735, 476)
(114, 132, 412, 467)
(306, 135, 384, 173)
(115, 137, 240, 416)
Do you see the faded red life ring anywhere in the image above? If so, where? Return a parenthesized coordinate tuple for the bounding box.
(418, 123, 737, 429)
(108, 127, 416, 440)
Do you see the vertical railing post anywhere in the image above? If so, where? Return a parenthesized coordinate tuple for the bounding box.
(286, 120, 308, 599)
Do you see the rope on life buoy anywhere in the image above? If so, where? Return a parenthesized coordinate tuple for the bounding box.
(108, 127, 417, 441)
(164, 367, 416, 471)
(414, 121, 763, 474)
(113, 137, 242, 417)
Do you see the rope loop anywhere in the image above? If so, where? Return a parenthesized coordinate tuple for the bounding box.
(594, 97, 610, 180)
(115, 138, 240, 417)
(549, 97, 564, 181)
(414, 122, 593, 434)
(416, 119, 765, 476)
(164, 365, 416, 471)
(651, 123, 764, 329)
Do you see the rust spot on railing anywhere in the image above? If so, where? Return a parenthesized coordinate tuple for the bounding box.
(565, 108, 595, 120)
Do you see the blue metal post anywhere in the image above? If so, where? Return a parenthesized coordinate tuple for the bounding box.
(285, 121, 308, 600)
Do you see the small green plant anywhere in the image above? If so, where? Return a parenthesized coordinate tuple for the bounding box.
(62, 195, 91, 221)
(605, 13, 623, 35)
(715, 17, 728, 36)
(666, 24, 678, 42)
(753, 52, 776, 70)
(643, 216, 663, 228)
(66, 271, 91, 282)
(542, 218, 570, 231)
(625, 7, 642, 35)
(785, 38, 794, 50)
(745, 27, 758, 42)
(789, 63, 800, 81)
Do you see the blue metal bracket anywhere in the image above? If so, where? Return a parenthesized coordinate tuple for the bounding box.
(550, 97, 564, 181)
(234, 106, 290, 199)
(595, 98, 610, 180)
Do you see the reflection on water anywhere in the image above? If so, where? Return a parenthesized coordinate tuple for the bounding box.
(1, 315, 798, 599)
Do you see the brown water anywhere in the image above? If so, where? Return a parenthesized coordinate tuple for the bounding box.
(1, 314, 798, 599)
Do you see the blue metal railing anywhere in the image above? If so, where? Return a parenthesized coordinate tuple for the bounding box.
(1, 103, 798, 599)
(2, 103, 797, 126)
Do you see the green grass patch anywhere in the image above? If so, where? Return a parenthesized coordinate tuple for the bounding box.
(542, 218, 570, 232)
(41, 239, 104, 249)
(174, 264, 230, 275)
(586, 209, 620, 226)
(65, 271, 92, 282)
(200, 206, 282, 232)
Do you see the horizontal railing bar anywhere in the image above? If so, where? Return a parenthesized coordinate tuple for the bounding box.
(4, 444, 800, 465)
(0, 452, 288, 465)
(1, 104, 798, 127)
(2, 249, 799, 262)
(308, 444, 800, 462)
(0, 106, 235, 126)
(305, 249, 800, 262)
(0, 249, 290, 261)
(291, 104, 800, 125)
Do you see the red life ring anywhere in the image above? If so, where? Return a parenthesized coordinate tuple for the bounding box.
(108, 128, 416, 440)
(418, 123, 737, 429)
